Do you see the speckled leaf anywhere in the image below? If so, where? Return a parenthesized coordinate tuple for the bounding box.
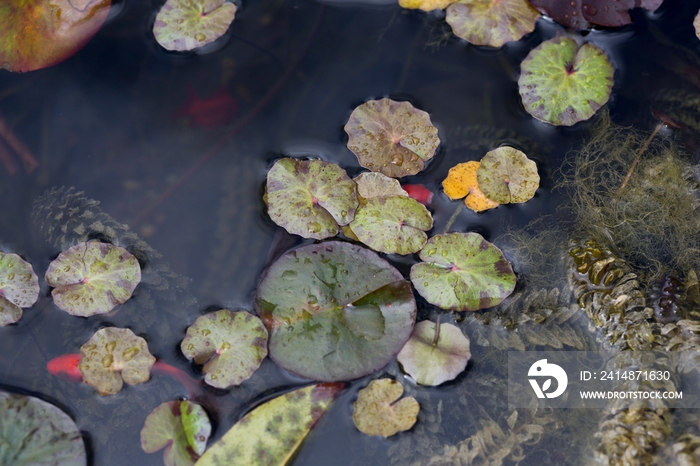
(0, 391, 86, 466)
(446, 0, 540, 48)
(265, 158, 358, 240)
(195, 383, 343, 466)
(153, 0, 236, 52)
(397, 320, 471, 386)
(180, 310, 268, 389)
(45, 242, 141, 317)
(518, 36, 614, 126)
(352, 378, 419, 437)
(78, 327, 156, 395)
(345, 99, 440, 178)
(476, 147, 539, 204)
(441, 161, 499, 212)
(399, 0, 453, 11)
(141, 400, 211, 466)
(0, 252, 39, 326)
(255, 241, 417, 382)
(353, 172, 408, 204)
(349, 197, 433, 255)
(410, 232, 516, 311)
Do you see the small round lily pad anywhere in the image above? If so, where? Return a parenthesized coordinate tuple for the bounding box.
(349, 197, 433, 255)
(153, 0, 236, 52)
(79, 327, 156, 395)
(141, 400, 211, 466)
(441, 161, 499, 212)
(0, 252, 39, 327)
(476, 147, 539, 204)
(265, 158, 358, 240)
(518, 36, 614, 126)
(352, 378, 419, 438)
(255, 241, 417, 382)
(410, 232, 516, 311)
(180, 309, 268, 389)
(45, 241, 141, 317)
(345, 99, 440, 178)
(354, 172, 408, 204)
(446, 0, 540, 48)
(397, 320, 471, 386)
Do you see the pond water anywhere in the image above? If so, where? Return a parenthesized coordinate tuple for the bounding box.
(3, 0, 700, 464)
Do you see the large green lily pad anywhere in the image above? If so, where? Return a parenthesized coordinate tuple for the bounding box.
(153, 0, 236, 52)
(0, 0, 110, 73)
(45, 241, 141, 317)
(0, 252, 39, 327)
(255, 241, 417, 382)
(0, 391, 86, 465)
(141, 400, 211, 466)
(446, 0, 540, 48)
(410, 233, 516, 311)
(476, 146, 539, 204)
(78, 327, 156, 395)
(518, 36, 614, 126)
(353, 172, 408, 204)
(345, 99, 440, 178)
(349, 197, 433, 255)
(180, 310, 268, 389)
(265, 158, 358, 240)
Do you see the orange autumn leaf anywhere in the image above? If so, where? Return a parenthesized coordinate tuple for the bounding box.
(441, 161, 499, 212)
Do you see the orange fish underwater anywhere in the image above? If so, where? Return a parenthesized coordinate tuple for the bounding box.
(402, 184, 433, 205)
(171, 83, 239, 128)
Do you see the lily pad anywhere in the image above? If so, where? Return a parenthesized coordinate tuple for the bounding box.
(153, 0, 236, 52)
(352, 378, 419, 437)
(695, 9, 700, 40)
(0, 0, 111, 72)
(0, 391, 86, 465)
(399, 0, 453, 11)
(349, 197, 433, 255)
(78, 327, 156, 395)
(45, 241, 141, 317)
(0, 252, 39, 327)
(345, 99, 440, 178)
(195, 383, 343, 466)
(518, 36, 614, 126)
(446, 0, 540, 48)
(441, 161, 499, 212)
(397, 320, 471, 386)
(476, 147, 539, 204)
(265, 158, 358, 240)
(141, 400, 211, 466)
(410, 232, 516, 311)
(255, 241, 417, 382)
(353, 172, 408, 204)
(180, 310, 268, 389)
(527, 0, 664, 29)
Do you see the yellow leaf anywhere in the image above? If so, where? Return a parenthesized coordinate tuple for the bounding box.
(441, 161, 499, 212)
(352, 378, 419, 437)
(399, 0, 455, 12)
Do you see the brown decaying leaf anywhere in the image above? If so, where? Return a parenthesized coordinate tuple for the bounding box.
(353, 378, 419, 437)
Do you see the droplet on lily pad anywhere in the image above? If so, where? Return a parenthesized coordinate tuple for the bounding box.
(353, 172, 408, 204)
(180, 309, 268, 389)
(78, 327, 156, 395)
(153, 0, 236, 52)
(352, 378, 419, 438)
(45, 241, 141, 317)
(441, 161, 499, 212)
(0, 252, 39, 327)
(518, 36, 614, 126)
(345, 99, 440, 178)
(446, 0, 540, 48)
(476, 147, 539, 204)
(410, 232, 516, 311)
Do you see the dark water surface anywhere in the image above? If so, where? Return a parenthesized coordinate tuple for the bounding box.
(3, 0, 700, 464)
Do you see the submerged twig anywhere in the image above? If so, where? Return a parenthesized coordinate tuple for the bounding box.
(442, 203, 464, 234)
(615, 122, 662, 197)
(0, 114, 39, 173)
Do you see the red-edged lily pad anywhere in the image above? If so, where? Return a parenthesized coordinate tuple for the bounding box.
(0, 252, 39, 327)
(476, 146, 539, 204)
(446, 0, 540, 48)
(352, 378, 419, 438)
(154, 0, 236, 52)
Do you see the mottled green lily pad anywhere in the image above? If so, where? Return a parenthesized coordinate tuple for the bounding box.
(265, 158, 358, 240)
(397, 320, 471, 386)
(410, 233, 516, 311)
(196, 383, 343, 466)
(0, 391, 86, 465)
(141, 400, 211, 466)
(78, 327, 156, 395)
(255, 241, 417, 382)
(446, 0, 540, 48)
(181, 310, 268, 389)
(345, 99, 440, 178)
(476, 146, 539, 204)
(45, 242, 141, 317)
(0, 252, 39, 327)
(518, 36, 614, 126)
(153, 0, 236, 52)
(349, 197, 433, 255)
(352, 378, 419, 437)
(354, 172, 408, 204)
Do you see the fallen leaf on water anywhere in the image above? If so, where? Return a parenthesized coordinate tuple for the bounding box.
(399, 0, 454, 12)
(153, 0, 236, 51)
(0, 252, 39, 327)
(353, 378, 419, 437)
(476, 147, 539, 204)
(441, 161, 499, 212)
(446, 0, 540, 48)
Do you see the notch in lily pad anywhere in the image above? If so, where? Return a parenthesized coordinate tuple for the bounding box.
(0, 252, 39, 327)
(442, 161, 499, 212)
(446, 0, 540, 48)
(476, 147, 539, 204)
(154, 0, 237, 52)
(345, 99, 440, 178)
(181, 309, 268, 389)
(518, 36, 614, 126)
(353, 378, 419, 437)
